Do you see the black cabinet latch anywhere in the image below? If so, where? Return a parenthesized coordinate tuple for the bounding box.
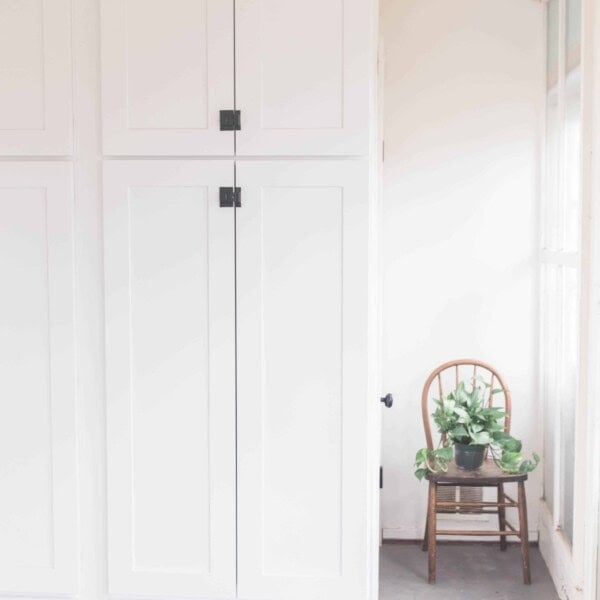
(219, 187, 241, 208)
(220, 110, 241, 131)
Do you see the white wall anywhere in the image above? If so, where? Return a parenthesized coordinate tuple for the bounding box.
(380, 0, 545, 539)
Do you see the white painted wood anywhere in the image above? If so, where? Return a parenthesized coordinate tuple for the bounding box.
(577, 1, 600, 598)
(101, 0, 234, 155)
(0, 0, 72, 155)
(103, 161, 236, 597)
(236, 160, 372, 600)
(0, 162, 77, 592)
(538, 500, 580, 600)
(235, 0, 374, 156)
(71, 0, 109, 595)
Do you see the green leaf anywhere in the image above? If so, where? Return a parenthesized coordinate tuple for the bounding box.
(454, 407, 470, 422)
(481, 407, 506, 418)
(450, 425, 468, 438)
(517, 453, 540, 474)
(501, 437, 522, 453)
(501, 450, 521, 463)
(470, 431, 492, 445)
(413, 445, 452, 481)
(414, 468, 428, 481)
(436, 446, 453, 461)
(415, 448, 429, 463)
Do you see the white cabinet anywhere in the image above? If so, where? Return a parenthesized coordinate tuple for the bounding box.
(102, 159, 376, 600)
(236, 161, 372, 600)
(101, 0, 374, 157)
(0, 163, 77, 592)
(103, 161, 236, 597)
(0, 0, 72, 155)
(101, 0, 235, 155)
(100, 1, 378, 598)
(235, 0, 374, 156)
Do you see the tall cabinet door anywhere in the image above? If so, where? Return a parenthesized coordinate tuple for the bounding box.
(104, 161, 236, 597)
(235, 0, 374, 156)
(236, 160, 372, 600)
(0, 0, 72, 155)
(101, 0, 234, 155)
(0, 163, 77, 592)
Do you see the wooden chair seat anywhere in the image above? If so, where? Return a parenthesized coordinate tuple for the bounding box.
(426, 459, 528, 485)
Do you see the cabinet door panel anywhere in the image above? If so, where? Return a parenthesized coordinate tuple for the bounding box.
(104, 161, 236, 597)
(235, 0, 374, 156)
(0, 0, 72, 155)
(236, 160, 371, 600)
(0, 163, 76, 591)
(101, 0, 234, 155)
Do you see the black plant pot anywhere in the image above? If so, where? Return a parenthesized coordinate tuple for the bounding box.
(454, 442, 486, 470)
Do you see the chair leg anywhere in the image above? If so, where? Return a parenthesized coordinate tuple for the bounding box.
(427, 481, 437, 584)
(498, 483, 507, 551)
(422, 512, 429, 551)
(517, 481, 531, 584)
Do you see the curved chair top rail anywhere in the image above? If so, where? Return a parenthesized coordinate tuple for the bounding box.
(421, 359, 512, 451)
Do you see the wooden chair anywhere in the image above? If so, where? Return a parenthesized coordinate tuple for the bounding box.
(421, 359, 531, 585)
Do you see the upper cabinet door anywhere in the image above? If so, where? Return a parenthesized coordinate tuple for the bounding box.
(101, 0, 234, 155)
(0, 163, 77, 592)
(0, 0, 72, 155)
(103, 161, 236, 598)
(235, 0, 375, 156)
(236, 160, 372, 600)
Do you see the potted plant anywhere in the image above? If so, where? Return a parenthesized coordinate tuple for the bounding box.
(414, 379, 539, 480)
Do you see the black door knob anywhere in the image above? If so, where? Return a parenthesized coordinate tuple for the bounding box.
(380, 393, 393, 408)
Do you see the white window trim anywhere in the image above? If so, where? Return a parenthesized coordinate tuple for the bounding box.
(580, 1, 600, 598)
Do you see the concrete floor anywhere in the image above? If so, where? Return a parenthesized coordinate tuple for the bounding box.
(380, 541, 559, 600)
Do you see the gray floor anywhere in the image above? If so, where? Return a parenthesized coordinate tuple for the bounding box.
(380, 541, 559, 600)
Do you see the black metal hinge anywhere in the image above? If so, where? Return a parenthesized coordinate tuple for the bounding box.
(220, 110, 241, 131)
(219, 187, 241, 208)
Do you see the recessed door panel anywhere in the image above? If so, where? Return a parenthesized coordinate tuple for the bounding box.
(104, 161, 236, 597)
(101, 0, 234, 155)
(235, 0, 374, 156)
(0, 0, 72, 154)
(0, 163, 76, 592)
(236, 160, 371, 600)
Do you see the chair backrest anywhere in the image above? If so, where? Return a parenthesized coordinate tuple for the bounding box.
(421, 359, 512, 451)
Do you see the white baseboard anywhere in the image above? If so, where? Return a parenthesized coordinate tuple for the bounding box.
(538, 499, 582, 600)
(382, 517, 539, 544)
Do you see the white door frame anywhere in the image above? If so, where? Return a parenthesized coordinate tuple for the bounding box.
(581, 0, 600, 598)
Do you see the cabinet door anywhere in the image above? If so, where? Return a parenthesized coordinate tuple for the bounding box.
(101, 0, 234, 155)
(235, 0, 374, 156)
(0, 0, 72, 155)
(104, 161, 236, 597)
(0, 163, 77, 592)
(236, 160, 372, 600)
